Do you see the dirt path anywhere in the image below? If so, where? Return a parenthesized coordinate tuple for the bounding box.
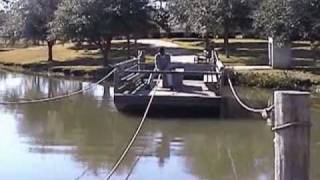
(138, 39, 197, 63)
(137, 39, 181, 48)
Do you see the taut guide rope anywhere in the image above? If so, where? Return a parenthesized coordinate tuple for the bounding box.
(103, 74, 162, 180)
(0, 69, 116, 105)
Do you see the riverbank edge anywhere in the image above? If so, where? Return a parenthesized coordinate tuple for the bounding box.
(1, 62, 319, 93)
(227, 69, 320, 92)
(0, 62, 113, 82)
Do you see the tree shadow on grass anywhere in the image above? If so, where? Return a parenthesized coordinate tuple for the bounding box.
(213, 41, 318, 66)
(16, 40, 319, 74)
(0, 49, 13, 52)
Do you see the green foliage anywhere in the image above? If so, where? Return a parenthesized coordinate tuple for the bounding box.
(1, 2, 24, 44)
(0, 10, 5, 26)
(169, 0, 218, 35)
(254, 0, 301, 45)
(53, 0, 155, 41)
(298, 0, 320, 40)
(53, 0, 113, 42)
(111, 0, 157, 36)
(231, 71, 313, 90)
(151, 0, 172, 33)
(2, 0, 60, 42)
(168, 0, 255, 36)
(254, 0, 320, 51)
(53, 0, 155, 64)
(0, 0, 10, 9)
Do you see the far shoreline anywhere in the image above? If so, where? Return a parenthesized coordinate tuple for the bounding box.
(1, 62, 320, 94)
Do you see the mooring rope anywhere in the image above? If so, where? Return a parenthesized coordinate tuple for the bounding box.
(227, 76, 274, 114)
(103, 74, 161, 180)
(0, 69, 116, 105)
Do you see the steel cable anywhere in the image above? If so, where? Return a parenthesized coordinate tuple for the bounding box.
(0, 69, 116, 105)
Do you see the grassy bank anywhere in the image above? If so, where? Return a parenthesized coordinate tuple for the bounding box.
(167, 38, 319, 66)
(229, 69, 320, 91)
(1, 38, 320, 91)
(0, 41, 159, 79)
(166, 38, 320, 91)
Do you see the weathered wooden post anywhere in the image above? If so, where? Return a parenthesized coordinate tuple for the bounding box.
(273, 91, 311, 180)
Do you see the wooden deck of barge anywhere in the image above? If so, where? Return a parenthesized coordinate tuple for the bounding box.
(114, 79, 222, 111)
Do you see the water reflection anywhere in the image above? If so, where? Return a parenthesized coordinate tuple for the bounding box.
(0, 70, 319, 180)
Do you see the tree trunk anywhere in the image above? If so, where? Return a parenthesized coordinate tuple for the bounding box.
(134, 38, 138, 56)
(47, 40, 54, 62)
(204, 33, 210, 50)
(127, 35, 131, 59)
(32, 39, 39, 46)
(311, 40, 319, 62)
(102, 49, 109, 66)
(224, 21, 230, 58)
(223, 0, 230, 58)
(212, 40, 215, 51)
(102, 37, 112, 66)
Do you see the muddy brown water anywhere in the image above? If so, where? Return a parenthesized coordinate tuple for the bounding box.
(0, 71, 319, 180)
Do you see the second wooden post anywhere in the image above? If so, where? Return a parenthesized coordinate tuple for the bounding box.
(274, 91, 311, 180)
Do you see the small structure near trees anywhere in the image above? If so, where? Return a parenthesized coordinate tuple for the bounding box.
(268, 37, 292, 69)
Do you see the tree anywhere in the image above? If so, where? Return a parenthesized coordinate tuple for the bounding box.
(169, 0, 254, 58)
(254, 0, 301, 47)
(53, 0, 115, 65)
(151, 0, 172, 34)
(110, 0, 157, 58)
(53, 0, 156, 65)
(2, 0, 60, 61)
(217, 0, 256, 58)
(297, 0, 320, 60)
(0, 10, 6, 44)
(0, 10, 5, 26)
(0, 0, 9, 8)
(1, 1, 24, 46)
(169, 0, 220, 47)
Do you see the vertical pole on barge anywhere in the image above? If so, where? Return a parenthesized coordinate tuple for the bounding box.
(138, 50, 145, 70)
(273, 91, 311, 180)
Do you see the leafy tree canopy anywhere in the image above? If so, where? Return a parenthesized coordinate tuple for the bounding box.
(169, 0, 254, 36)
(53, 0, 156, 64)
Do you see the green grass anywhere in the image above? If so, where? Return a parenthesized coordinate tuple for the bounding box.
(1, 38, 320, 87)
(0, 40, 162, 78)
(231, 69, 320, 89)
(164, 37, 320, 89)
(166, 38, 319, 66)
(0, 44, 88, 64)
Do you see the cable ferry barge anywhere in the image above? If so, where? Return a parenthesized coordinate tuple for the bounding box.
(113, 50, 225, 114)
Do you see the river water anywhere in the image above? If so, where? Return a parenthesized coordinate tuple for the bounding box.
(0, 71, 319, 180)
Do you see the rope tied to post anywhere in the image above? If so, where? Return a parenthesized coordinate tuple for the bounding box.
(272, 121, 312, 132)
(227, 75, 274, 118)
(228, 76, 313, 134)
(0, 68, 116, 105)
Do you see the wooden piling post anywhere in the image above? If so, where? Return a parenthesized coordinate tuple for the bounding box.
(274, 91, 311, 180)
